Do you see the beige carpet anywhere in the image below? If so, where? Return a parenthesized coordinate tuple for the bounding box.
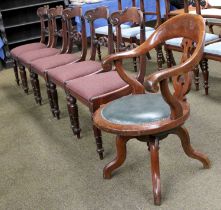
(0, 51, 221, 210)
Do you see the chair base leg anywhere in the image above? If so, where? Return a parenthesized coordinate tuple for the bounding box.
(92, 124, 104, 160)
(32, 72, 42, 105)
(50, 82, 60, 119)
(156, 45, 164, 70)
(30, 70, 38, 104)
(67, 94, 81, 138)
(103, 135, 129, 178)
(13, 60, 20, 86)
(46, 79, 55, 117)
(194, 65, 200, 91)
(172, 126, 211, 169)
(19, 65, 29, 94)
(149, 138, 161, 206)
(200, 59, 209, 95)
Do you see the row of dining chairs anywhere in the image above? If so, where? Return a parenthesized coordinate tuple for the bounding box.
(11, 5, 149, 160)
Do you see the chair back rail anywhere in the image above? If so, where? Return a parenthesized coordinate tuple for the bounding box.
(85, 6, 114, 61)
(48, 6, 64, 49)
(37, 5, 50, 46)
(62, 7, 87, 60)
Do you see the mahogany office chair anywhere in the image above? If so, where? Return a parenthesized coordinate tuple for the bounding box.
(10, 6, 50, 90)
(93, 14, 210, 205)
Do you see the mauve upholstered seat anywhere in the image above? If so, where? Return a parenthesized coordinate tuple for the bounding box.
(48, 61, 102, 87)
(66, 71, 128, 102)
(18, 48, 60, 66)
(31, 53, 81, 76)
(11, 43, 46, 59)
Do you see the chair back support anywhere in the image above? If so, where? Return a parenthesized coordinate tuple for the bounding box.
(48, 6, 64, 49)
(37, 6, 50, 46)
(103, 14, 205, 119)
(62, 7, 87, 60)
(85, 6, 114, 61)
(165, 0, 201, 20)
(140, 0, 162, 28)
(118, 0, 136, 10)
(110, 7, 146, 83)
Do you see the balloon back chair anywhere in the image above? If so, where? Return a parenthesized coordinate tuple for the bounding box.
(93, 14, 210, 205)
(15, 6, 64, 94)
(10, 6, 50, 90)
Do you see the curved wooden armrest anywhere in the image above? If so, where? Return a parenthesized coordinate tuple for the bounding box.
(144, 57, 199, 93)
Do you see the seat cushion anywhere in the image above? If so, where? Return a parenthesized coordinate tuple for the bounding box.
(120, 26, 154, 38)
(166, 33, 219, 47)
(136, 30, 155, 40)
(95, 24, 130, 35)
(204, 41, 221, 55)
(31, 53, 80, 76)
(18, 48, 60, 66)
(11, 43, 46, 59)
(66, 71, 128, 102)
(48, 61, 102, 87)
(165, 33, 219, 47)
(101, 94, 170, 125)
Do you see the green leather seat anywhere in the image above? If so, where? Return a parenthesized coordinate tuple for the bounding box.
(101, 94, 170, 125)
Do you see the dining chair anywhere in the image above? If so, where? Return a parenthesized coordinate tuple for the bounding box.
(63, 7, 146, 160)
(164, 0, 220, 93)
(93, 13, 210, 205)
(29, 7, 87, 109)
(94, 0, 134, 61)
(10, 6, 50, 90)
(15, 6, 64, 94)
(46, 6, 114, 120)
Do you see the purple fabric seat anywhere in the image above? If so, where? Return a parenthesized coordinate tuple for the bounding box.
(11, 43, 46, 59)
(18, 48, 60, 66)
(66, 71, 129, 102)
(48, 61, 102, 87)
(31, 53, 81, 76)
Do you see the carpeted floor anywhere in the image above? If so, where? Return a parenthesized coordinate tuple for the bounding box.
(0, 51, 221, 210)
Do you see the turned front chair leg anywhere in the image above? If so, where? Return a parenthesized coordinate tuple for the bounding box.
(46, 79, 55, 117)
(103, 135, 130, 179)
(92, 124, 104, 160)
(172, 126, 210, 169)
(200, 58, 209, 95)
(50, 82, 60, 119)
(194, 65, 200, 91)
(97, 43, 102, 61)
(13, 60, 20, 86)
(156, 45, 165, 70)
(149, 138, 161, 206)
(67, 94, 81, 138)
(19, 65, 29, 94)
(30, 70, 38, 104)
(132, 57, 138, 72)
(32, 72, 42, 105)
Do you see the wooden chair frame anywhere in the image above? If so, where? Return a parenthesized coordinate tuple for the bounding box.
(93, 14, 210, 205)
(17, 6, 64, 94)
(12, 6, 50, 91)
